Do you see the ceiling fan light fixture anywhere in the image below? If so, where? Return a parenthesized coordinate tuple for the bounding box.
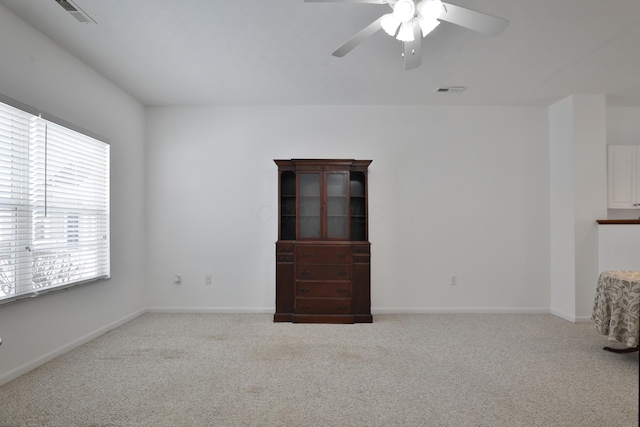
(392, 0, 416, 23)
(417, 16, 440, 37)
(380, 13, 401, 37)
(308, 0, 509, 70)
(416, 0, 443, 21)
(396, 21, 415, 42)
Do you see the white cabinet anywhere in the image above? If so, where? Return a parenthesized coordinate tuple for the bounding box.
(599, 225, 640, 272)
(607, 145, 640, 209)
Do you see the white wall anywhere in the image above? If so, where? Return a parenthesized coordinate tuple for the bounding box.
(549, 95, 608, 322)
(573, 96, 608, 320)
(0, 5, 146, 385)
(606, 106, 640, 220)
(145, 105, 550, 313)
(608, 107, 640, 145)
(549, 98, 576, 320)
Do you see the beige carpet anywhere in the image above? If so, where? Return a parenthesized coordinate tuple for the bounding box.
(0, 313, 638, 427)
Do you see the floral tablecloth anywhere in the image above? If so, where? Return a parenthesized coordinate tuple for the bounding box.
(592, 271, 640, 348)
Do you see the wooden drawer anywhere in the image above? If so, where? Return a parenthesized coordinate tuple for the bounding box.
(276, 254, 294, 263)
(296, 245, 351, 264)
(296, 265, 351, 281)
(296, 283, 351, 298)
(353, 255, 370, 264)
(352, 245, 370, 255)
(276, 243, 294, 253)
(295, 298, 351, 315)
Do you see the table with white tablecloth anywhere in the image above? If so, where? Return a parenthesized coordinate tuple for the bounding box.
(592, 270, 640, 353)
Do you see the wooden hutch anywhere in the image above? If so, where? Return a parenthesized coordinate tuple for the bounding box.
(274, 159, 372, 324)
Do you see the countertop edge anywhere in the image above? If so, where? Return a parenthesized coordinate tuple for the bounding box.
(596, 219, 640, 225)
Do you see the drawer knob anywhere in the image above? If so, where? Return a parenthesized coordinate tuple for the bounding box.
(337, 305, 347, 310)
(337, 271, 347, 277)
(301, 252, 311, 257)
(299, 287, 310, 293)
(337, 253, 347, 258)
(337, 288, 346, 294)
(301, 304, 310, 310)
(300, 271, 310, 276)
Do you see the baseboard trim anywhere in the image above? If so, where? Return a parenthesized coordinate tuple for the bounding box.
(372, 307, 550, 315)
(0, 309, 145, 387)
(150, 306, 554, 315)
(146, 307, 273, 314)
(550, 308, 576, 323)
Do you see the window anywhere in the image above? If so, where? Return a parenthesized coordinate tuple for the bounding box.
(0, 101, 31, 300)
(0, 95, 110, 304)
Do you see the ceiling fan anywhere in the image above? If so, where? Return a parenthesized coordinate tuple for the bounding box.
(305, 0, 509, 70)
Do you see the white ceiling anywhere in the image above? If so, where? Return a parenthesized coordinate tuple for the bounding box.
(2, 0, 640, 107)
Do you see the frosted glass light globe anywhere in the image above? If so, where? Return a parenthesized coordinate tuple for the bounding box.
(417, 0, 443, 21)
(393, 0, 416, 23)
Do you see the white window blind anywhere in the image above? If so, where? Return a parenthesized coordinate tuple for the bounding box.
(0, 102, 31, 300)
(0, 96, 110, 304)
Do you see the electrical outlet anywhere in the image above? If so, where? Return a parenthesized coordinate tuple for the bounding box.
(450, 275, 457, 286)
(205, 275, 212, 285)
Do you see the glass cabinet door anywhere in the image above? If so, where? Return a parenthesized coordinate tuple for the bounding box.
(299, 173, 321, 238)
(326, 172, 348, 238)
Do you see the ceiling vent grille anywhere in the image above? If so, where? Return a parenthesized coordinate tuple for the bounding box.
(54, 0, 96, 24)
(435, 86, 466, 94)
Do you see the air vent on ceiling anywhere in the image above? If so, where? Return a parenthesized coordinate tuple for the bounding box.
(435, 86, 466, 94)
(54, 0, 96, 24)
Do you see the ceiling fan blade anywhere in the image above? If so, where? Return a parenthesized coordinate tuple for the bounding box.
(305, 0, 387, 3)
(403, 23, 422, 70)
(332, 16, 385, 57)
(439, 2, 509, 36)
